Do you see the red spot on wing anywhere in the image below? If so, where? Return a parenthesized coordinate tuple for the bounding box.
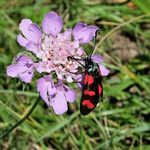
(84, 74, 94, 85)
(98, 84, 102, 95)
(88, 75, 94, 85)
(84, 90, 95, 96)
(84, 74, 89, 85)
(82, 100, 95, 109)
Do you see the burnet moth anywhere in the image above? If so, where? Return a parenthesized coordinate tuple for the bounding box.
(80, 56, 103, 115)
(69, 30, 103, 115)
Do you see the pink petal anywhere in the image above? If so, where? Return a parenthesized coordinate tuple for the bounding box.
(37, 77, 50, 106)
(19, 19, 33, 40)
(42, 11, 63, 36)
(76, 47, 85, 55)
(28, 23, 42, 39)
(35, 62, 46, 73)
(73, 22, 99, 44)
(17, 55, 34, 65)
(65, 89, 76, 103)
(17, 34, 29, 47)
(51, 92, 68, 115)
(99, 64, 110, 76)
(72, 40, 79, 49)
(91, 54, 103, 63)
(19, 19, 42, 44)
(73, 22, 87, 34)
(73, 74, 83, 88)
(19, 19, 32, 33)
(45, 76, 56, 95)
(6, 64, 26, 77)
(62, 29, 72, 40)
(7, 55, 34, 83)
(25, 42, 39, 54)
(19, 70, 34, 83)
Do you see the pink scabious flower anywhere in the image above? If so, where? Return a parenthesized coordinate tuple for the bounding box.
(6, 11, 109, 115)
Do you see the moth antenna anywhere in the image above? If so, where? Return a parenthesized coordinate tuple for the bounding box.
(67, 56, 85, 67)
(67, 70, 85, 75)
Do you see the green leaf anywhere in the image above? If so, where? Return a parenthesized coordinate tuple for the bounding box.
(133, 0, 150, 13)
(106, 79, 134, 96)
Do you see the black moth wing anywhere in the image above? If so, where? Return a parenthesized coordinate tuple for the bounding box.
(80, 58, 103, 115)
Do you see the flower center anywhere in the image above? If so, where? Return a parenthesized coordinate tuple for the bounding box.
(37, 32, 83, 80)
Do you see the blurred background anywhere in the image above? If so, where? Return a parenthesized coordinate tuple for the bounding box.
(0, 0, 150, 149)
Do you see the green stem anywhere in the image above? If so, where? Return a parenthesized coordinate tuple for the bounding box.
(92, 13, 150, 55)
(0, 96, 41, 140)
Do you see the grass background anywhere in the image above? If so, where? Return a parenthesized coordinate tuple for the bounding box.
(0, 0, 150, 149)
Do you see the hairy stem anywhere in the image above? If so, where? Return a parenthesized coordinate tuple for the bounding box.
(0, 96, 41, 140)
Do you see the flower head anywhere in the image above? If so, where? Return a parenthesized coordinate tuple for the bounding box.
(6, 11, 109, 115)
(16, 11, 99, 82)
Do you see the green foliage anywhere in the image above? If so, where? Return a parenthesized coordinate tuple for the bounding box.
(133, 0, 150, 13)
(0, 0, 150, 149)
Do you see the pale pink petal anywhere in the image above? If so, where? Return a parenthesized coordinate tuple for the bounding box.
(35, 62, 46, 73)
(65, 89, 76, 103)
(19, 19, 32, 35)
(6, 55, 34, 83)
(45, 75, 56, 95)
(17, 55, 34, 65)
(19, 19, 33, 40)
(42, 11, 63, 36)
(19, 70, 34, 83)
(56, 72, 63, 80)
(76, 47, 85, 55)
(66, 76, 73, 82)
(37, 77, 50, 106)
(73, 22, 98, 44)
(47, 86, 56, 96)
(99, 64, 110, 76)
(28, 23, 42, 39)
(62, 29, 72, 40)
(73, 74, 83, 88)
(51, 92, 68, 115)
(17, 34, 29, 47)
(73, 22, 87, 34)
(19, 19, 42, 44)
(92, 54, 103, 64)
(6, 64, 26, 77)
(25, 42, 39, 54)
